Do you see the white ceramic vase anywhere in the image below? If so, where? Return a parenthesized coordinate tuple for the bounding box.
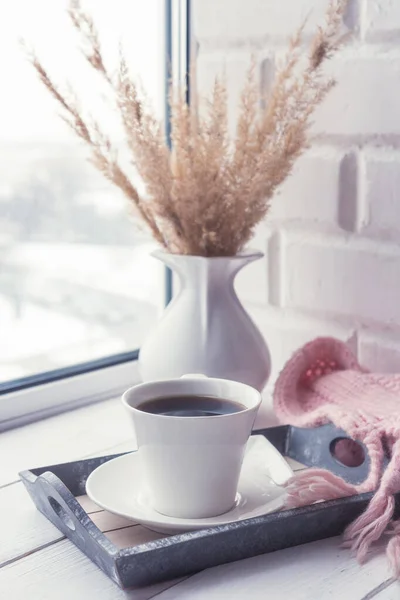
(138, 250, 271, 391)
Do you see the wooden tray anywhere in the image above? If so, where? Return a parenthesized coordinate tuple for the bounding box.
(19, 424, 397, 589)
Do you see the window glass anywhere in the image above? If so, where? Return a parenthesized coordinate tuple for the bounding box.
(0, 0, 164, 383)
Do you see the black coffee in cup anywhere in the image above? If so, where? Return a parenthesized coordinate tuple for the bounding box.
(137, 395, 245, 417)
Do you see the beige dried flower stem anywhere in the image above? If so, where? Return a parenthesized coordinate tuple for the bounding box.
(68, 0, 184, 250)
(68, 0, 111, 82)
(27, 49, 164, 245)
(27, 0, 349, 257)
(236, 1, 346, 233)
(116, 58, 178, 232)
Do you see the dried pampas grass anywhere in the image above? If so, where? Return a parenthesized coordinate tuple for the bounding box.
(27, 0, 349, 257)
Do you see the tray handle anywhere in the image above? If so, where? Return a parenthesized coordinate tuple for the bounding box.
(20, 469, 121, 586)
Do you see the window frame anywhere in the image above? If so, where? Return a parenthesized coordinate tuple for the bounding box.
(0, 0, 191, 431)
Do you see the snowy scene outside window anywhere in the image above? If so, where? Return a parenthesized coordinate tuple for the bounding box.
(0, 0, 164, 384)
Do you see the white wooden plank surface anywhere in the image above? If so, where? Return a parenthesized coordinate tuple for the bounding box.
(0, 539, 186, 600)
(153, 538, 394, 600)
(75, 494, 102, 513)
(0, 483, 62, 566)
(0, 396, 394, 599)
(106, 525, 165, 549)
(367, 580, 399, 599)
(89, 510, 134, 531)
(86, 437, 136, 459)
(0, 398, 134, 487)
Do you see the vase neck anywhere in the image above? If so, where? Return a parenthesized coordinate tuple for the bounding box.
(153, 250, 263, 284)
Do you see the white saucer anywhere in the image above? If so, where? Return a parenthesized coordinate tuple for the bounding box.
(86, 435, 293, 535)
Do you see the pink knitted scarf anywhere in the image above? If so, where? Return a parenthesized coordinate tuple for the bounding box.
(273, 337, 400, 576)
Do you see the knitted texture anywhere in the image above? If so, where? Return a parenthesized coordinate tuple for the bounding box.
(273, 337, 400, 574)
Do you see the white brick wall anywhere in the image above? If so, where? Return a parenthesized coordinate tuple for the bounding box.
(194, 0, 357, 46)
(364, 0, 400, 42)
(362, 150, 400, 237)
(194, 0, 400, 384)
(283, 232, 400, 324)
(268, 148, 357, 229)
(314, 53, 400, 139)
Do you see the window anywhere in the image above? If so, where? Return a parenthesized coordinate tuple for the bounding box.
(0, 0, 188, 429)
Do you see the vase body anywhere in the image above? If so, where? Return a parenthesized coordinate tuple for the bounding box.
(139, 250, 271, 391)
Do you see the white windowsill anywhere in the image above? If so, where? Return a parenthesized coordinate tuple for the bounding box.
(0, 359, 141, 432)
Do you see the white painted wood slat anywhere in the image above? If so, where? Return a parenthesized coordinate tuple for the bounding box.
(0, 397, 134, 487)
(106, 525, 165, 549)
(0, 483, 62, 566)
(153, 538, 394, 600)
(75, 494, 102, 514)
(368, 580, 399, 599)
(0, 539, 185, 600)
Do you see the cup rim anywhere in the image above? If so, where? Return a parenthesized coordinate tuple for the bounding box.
(121, 376, 261, 421)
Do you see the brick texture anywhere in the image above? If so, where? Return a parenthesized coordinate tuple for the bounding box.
(194, 0, 358, 47)
(268, 148, 358, 230)
(195, 0, 400, 377)
(313, 54, 400, 138)
(365, 0, 400, 42)
(362, 150, 400, 238)
(234, 226, 269, 304)
(283, 232, 400, 324)
(195, 1, 325, 44)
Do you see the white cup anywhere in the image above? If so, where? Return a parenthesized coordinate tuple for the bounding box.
(122, 376, 261, 519)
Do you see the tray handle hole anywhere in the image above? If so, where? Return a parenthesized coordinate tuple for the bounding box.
(48, 496, 76, 531)
(330, 437, 365, 468)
